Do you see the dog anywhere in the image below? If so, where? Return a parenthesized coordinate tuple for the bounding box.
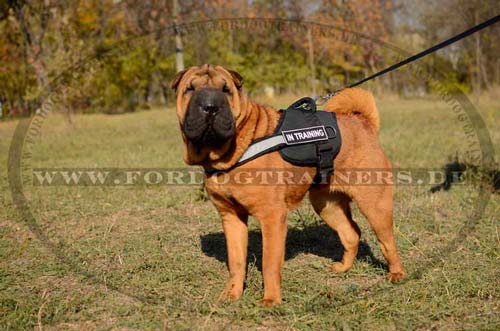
(170, 64, 405, 307)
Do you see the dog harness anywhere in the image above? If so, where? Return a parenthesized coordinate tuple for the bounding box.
(208, 97, 342, 182)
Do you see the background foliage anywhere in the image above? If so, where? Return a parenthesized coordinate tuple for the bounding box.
(0, 0, 499, 116)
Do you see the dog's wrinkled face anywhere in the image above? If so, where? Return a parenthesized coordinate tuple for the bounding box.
(170, 64, 245, 165)
(183, 87, 234, 147)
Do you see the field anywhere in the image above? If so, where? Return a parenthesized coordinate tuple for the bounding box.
(0, 97, 499, 330)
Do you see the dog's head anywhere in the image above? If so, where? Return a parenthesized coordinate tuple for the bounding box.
(170, 64, 245, 165)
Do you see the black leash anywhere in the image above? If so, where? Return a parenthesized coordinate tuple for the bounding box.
(315, 14, 500, 104)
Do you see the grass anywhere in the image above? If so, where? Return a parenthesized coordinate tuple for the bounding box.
(0, 96, 499, 330)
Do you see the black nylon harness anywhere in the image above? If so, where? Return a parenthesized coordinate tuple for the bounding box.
(275, 97, 341, 182)
(206, 97, 341, 183)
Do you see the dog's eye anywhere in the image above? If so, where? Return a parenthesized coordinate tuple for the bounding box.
(222, 84, 231, 94)
(185, 85, 194, 93)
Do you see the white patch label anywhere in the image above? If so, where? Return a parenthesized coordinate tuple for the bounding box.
(281, 126, 328, 145)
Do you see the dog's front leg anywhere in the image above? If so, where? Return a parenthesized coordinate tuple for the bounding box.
(219, 210, 248, 301)
(257, 208, 287, 307)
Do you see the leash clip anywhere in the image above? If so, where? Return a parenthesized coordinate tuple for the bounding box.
(314, 90, 340, 106)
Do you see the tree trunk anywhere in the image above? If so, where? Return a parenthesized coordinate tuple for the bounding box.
(11, 0, 50, 91)
(173, 0, 184, 72)
(307, 26, 316, 96)
(474, 11, 482, 98)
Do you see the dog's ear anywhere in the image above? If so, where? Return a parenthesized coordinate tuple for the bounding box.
(226, 68, 243, 89)
(170, 68, 189, 90)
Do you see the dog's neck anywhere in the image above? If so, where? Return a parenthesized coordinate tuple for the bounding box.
(203, 97, 281, 171)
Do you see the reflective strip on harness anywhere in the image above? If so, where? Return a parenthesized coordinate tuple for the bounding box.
(238, 135, 285, 163)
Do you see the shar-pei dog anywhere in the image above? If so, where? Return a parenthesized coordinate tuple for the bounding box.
(170, 64, 405, 306)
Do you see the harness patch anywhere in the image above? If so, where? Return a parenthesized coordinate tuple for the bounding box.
(281, 126, 328, 145)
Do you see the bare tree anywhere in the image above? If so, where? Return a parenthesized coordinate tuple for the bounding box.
(10, 0, 50, 91)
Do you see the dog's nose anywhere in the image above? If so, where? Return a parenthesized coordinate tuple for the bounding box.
(202, 104, 218, 114)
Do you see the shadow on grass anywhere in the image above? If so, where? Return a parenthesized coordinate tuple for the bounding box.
(430, 158, 500, 193)
(200, 223, 386, 272)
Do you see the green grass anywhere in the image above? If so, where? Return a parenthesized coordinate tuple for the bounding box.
(0, 97, 499, 330)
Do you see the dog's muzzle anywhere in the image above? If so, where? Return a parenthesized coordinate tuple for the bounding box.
(183, 88, 235, 147)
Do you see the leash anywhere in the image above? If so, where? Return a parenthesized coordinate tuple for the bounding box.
(206, 15, 499, 177)
(314, 14, 500, 105)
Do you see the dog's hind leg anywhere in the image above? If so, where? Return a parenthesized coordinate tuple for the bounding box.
(353, 186, 405, 282)
(309, 189, 361, 273)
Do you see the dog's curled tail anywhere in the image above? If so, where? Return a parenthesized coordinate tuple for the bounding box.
(324, 88, 379, 134)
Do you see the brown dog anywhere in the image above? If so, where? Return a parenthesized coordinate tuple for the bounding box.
(171, 64, 405, 306)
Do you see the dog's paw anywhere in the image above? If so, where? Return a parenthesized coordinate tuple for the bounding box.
(329, 262, 352, 273)
(387, 271, 406, 283)
(218, 282, 243, 302)
(218, 290, 240, 302)
(259, 298, 281, 307)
